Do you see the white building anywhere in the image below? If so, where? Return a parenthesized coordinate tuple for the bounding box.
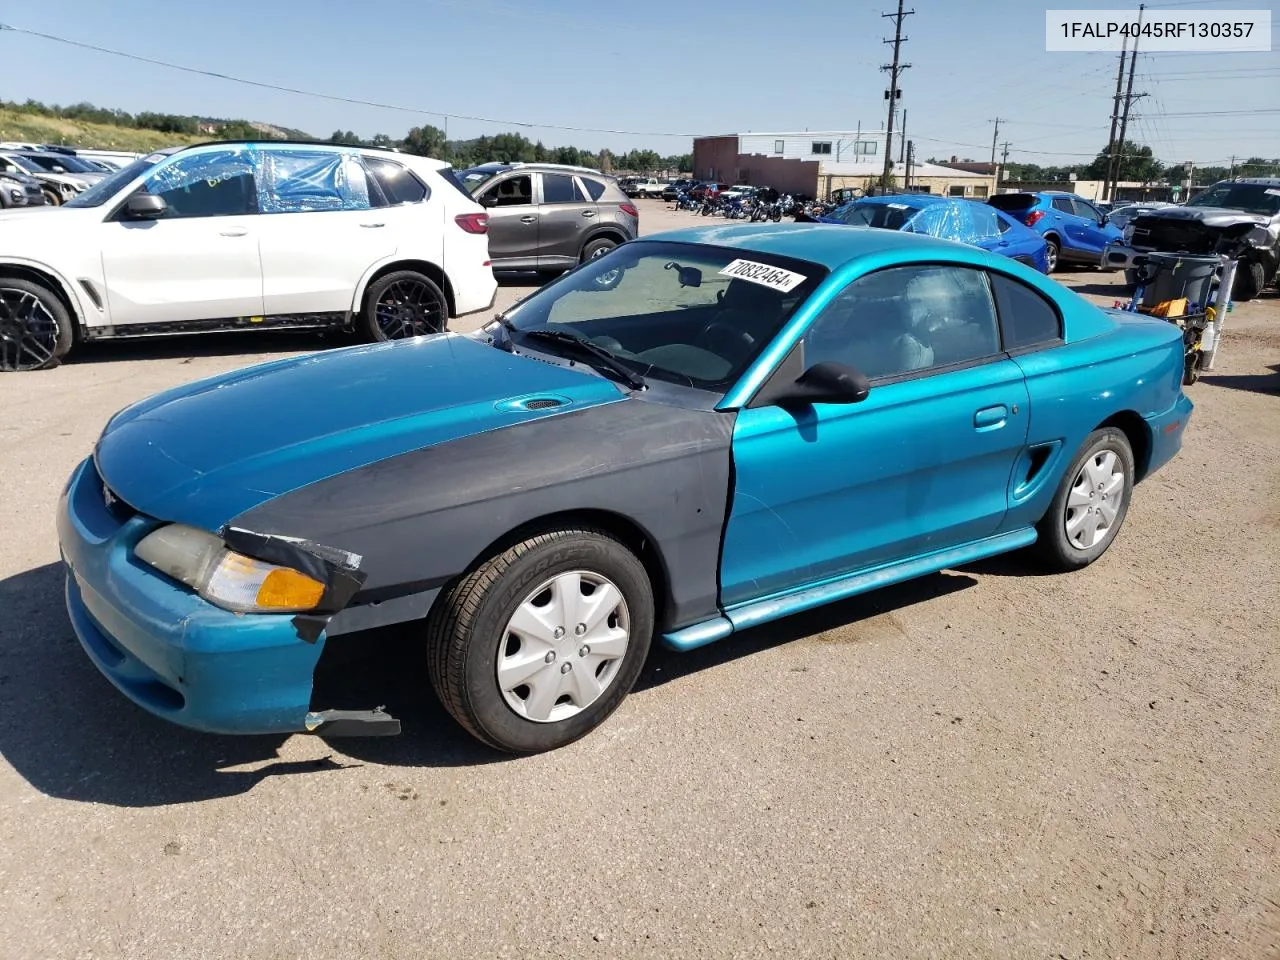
(736, 131, 882, 163)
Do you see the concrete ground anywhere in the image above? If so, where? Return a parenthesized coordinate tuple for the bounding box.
(1, 201, 1277, 959)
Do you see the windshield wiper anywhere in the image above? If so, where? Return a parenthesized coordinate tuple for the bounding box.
(519, 328, 646, 390)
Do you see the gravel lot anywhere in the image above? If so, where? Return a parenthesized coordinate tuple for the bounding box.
(1, 202, 1277, 959)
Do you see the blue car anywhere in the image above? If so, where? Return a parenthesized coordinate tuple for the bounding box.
(58, 224, 1193, 753)
(812, 194, 1049, 273)
(988, 191, 1123, 273)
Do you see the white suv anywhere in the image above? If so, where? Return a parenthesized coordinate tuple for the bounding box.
(0, 141, 497, 371)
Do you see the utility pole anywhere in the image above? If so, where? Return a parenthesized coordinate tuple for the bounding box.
(900, 109, 908, 164)
(1110, 3, 1145, 201)
(880, 0, 913, 184)
(1228, 155, 1236, 177)
(1001, 141, 1011, 167)
(1103, 36, 1129, 202)
(906, 140, 914, 191)
(989, 118, 1003, 166)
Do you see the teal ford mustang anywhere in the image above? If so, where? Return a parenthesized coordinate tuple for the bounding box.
(58, 224, 1193, 753)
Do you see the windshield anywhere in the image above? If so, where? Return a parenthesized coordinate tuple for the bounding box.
(828, 201, 922, 230)
(1, 155, 39, 174)
(1185, 182, 1280, 216)
(64, 155, 162, 208)
(22, 154, 98, 174)
(457, 167, 504, 193)
(494, 240, 826, 392)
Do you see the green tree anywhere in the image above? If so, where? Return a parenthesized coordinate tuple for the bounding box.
(1085, 140, 1162, 183)
(402, 124, 448, 158)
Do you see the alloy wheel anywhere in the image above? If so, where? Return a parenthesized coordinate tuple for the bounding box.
(374, 278, 444, 340)
(0, 287, 60, 372)
(496, 570, 631, 723)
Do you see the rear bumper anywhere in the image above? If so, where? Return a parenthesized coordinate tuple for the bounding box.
(57, 458, 323, 735)
(1143, 392, 1194, 479)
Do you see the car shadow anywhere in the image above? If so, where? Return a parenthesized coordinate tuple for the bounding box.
(0, 562, 496, 808)
(1200, 363, 1280, 395)
(1063, 281, 1130, 299)
(0, 563, 984, 805)
(634, 571, 978, 691)
(63, 329, 342, 366)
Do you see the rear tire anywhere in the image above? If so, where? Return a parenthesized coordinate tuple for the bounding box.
(426, 527, 654, 754)
(0, 277, 75, 372)
(1043, 237, 1060, 273)
(360, 270, 447, 342)
(41, 189, 61, 207)
(1034, 427, 1135, 571)
(580, 237, 617, 263)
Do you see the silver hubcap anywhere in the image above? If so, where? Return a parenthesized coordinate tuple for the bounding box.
(1064, 449, 1125, 549)
(497, 570, 630, 723)
(1046, 243, 1058, 270)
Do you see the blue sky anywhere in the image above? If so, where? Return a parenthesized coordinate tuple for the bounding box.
(1, 0, 1277, 166)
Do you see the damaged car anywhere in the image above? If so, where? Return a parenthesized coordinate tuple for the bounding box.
(58, 224, 1193, 754)
(1103, 177, 1280, 301)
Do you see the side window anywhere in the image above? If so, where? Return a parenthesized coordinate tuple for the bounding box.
(258, 149, 372, 213)
(990, 273, 1063, 349)
(1073, 198, 1100, 221)
(996, 213, 1012, 233)
(803, 265, 1001, 381)
(1051, 197, 1076, 215)
(581, 177, 606, 201)
(364, 157, 428, 205)
(541, 173, 580, 204)
(479, 174, 531, 207)
(136, 149, 257, 219)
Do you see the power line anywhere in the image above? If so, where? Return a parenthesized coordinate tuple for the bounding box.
(0, 22, 701, 139)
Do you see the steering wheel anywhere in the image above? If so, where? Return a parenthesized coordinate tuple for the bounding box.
(698, 310, 756, 361)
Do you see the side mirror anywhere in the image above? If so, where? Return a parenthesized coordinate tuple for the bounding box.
(123, 193, 168, 220)
(663, 261, 702, 287)
(776, 361, 871, 407)
(479, 193, 498, 208)
(51, 165, 67, 173)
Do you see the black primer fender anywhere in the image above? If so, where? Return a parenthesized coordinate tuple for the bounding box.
(227, 395, 736, 635)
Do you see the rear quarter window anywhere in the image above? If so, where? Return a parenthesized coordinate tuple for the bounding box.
(364, 157, 429, 205)
(582, 178, 606, 201)
(990, 272, 1063, 349)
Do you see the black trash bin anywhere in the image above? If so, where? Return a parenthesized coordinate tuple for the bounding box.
(1137, 252, 1221, 311)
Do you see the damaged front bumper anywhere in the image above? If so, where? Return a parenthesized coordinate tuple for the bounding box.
(57, 458, 398, 736)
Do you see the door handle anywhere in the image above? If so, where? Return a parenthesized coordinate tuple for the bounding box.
(218, 227, 248, 237)
(359, 222, 385, 228)
(974, 405, 1008, 431)
(581, 210, 596, 218)
(520, 216, 537, 224)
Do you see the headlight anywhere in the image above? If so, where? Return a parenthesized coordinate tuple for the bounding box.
(135, 523, 326, 613)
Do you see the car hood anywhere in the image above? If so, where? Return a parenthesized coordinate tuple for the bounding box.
(0, 204, 96, 231)
(93, 334, 627, 532)
(1138, 205, 1269, 228)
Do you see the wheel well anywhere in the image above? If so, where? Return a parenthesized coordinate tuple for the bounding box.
(464, 509, 671, 629)
(581, 230, 628, 259)
(361, 260, 456, 318)
(1098, 410, 1152, 481)
(0, 263, 82, 331)
(1043, 231, 1061, 246)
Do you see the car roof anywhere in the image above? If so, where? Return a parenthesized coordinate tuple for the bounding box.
(644, 222, 982, 271)
(173, 140, 449, 170)
(854, 193, 945, 207)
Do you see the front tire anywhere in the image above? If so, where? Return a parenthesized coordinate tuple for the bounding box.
(426, 528, 654, 754)
(360, 270, 447, 342)
(1232, 261, 1265, 302)
(0, 277, 75, 372)
(1034, 427, 1135, 571)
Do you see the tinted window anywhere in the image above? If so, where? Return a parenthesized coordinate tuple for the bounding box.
(989, 194, 1036, 213)
(990, 273, 1062, 348)
(480, 174, 531, 207)
(1051, 197, 1075, 215)
(804, 265, 1001, 380)
(582, 177, 606, 201)
(135, 149, 257, 219)
(1072, 198, 1100, 220)
(542, 173, 580, 204)
(1185, 181, 1280, 216)
(364, 157, 428, 205)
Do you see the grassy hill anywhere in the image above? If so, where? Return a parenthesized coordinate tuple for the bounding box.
(0, 108, 314, 153)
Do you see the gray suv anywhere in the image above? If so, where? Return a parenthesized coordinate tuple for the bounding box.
(458, 162, 639, 274)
